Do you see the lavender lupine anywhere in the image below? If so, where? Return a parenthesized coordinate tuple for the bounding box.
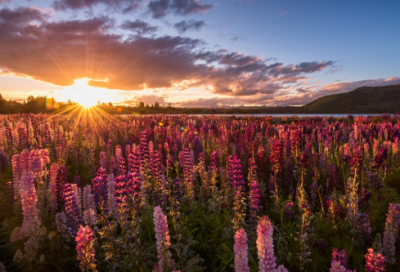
(10, 171, 41, 242)
(63, 183, 83, 238)
(365, 248, 385, 272)
(234, 228, 250, 272)
(358, 213, 372, 243)
(153, 206, 173, 271)
(257, 215, 276, 272)
(382, 203, 400, 264)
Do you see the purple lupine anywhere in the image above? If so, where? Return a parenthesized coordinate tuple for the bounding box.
(358, 213, 372, 243)
(63, 183, 83, 238)
(92, 168, 109, 213)
(56, 166, 68, 211)
(382, 203, 400, 264)
(75, 176, 81, 187)
(249, 180, 261, 228)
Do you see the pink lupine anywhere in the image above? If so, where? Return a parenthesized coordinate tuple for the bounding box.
(257, 215, 276, 272)
(18, 171, 41, 238)
(332, 248, 348, 268)
(234, 228, 250, 272)
(153, 206, 173, 271)
(75, 225, 97, 272)
(365, 248, 385, 272)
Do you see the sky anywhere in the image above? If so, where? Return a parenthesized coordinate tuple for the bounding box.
(0, 0, 399, 108)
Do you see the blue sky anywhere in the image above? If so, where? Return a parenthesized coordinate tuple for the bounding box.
(0, 0, 399, 107)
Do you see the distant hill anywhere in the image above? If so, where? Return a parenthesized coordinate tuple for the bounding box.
(302, 84, 400, 113)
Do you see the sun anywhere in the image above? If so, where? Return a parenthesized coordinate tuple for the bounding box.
(65, 78, 108, 108)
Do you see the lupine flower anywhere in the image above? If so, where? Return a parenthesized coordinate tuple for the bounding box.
(331, 248, 348, 268)
(257, 215, 276, 272)
(55, 211, 70, 241)
(63, 183, 83, 238)
(83, 209, 97, 228)
(358, 213, 372, 243)
(270, 140, 284, 182)
(83, 185, 96, 211)
(55, 166, 68, 211)
(249, 179, 261, 228)
(92, 168, 108, 212)
(373, 148, 388, 170)
(75, 225, 97, 272)
(231, 156, 246, 230)
(234, 228, 250, 272)
(365, 248, 385, 272)
(11, 171, 41, 241)
(382, 203, 400, 264)
(153, 206, 173, 271)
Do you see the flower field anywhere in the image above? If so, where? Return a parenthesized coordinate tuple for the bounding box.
(0, 113, 400, 272)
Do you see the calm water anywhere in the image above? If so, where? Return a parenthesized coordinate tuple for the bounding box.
(149, 114, 392, 117)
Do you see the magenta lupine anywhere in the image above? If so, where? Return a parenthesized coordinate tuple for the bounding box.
(270, 139, 284, 183)
(373, 148, 388, 171)
(365, 248, 385, 272)
(75, 225, 97, 272)
(332, 248, 348, 268)
(234, 228, 250, 272)
(153, 206, 173, 271)
(63, 183, 83, 237)
(256, 215, 276, 272)
(114, 175, 129, 216)
(382, 203, 400, 264)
